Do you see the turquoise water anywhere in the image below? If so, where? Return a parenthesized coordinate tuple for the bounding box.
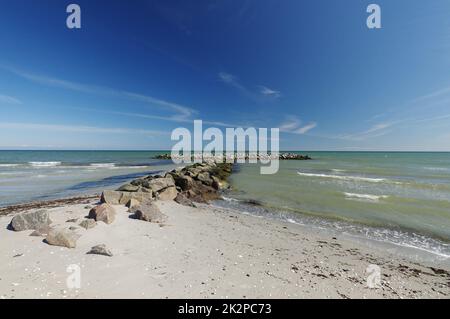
(218, 152, 450, 258)
(0, 151, 177, 206)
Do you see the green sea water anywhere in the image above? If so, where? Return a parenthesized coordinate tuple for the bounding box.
(219, 152, 450, 258)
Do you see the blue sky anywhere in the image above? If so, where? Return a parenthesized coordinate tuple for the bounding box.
(0, 0, 449, 151)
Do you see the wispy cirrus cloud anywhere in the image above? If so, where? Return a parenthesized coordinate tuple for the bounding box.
(1, 65, 196, 120)
(336, 122, 394, 141)
(278, 116, 317, 135)
(219, 72, 281, 100)
(258, 85, 281, 98)
(0, 122, 167, 136)
(0, 94, 22, 105)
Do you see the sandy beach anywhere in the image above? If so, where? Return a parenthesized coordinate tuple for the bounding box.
(0, 196, 449, 299)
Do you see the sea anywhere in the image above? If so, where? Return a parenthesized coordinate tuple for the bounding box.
(1, 150, 449, 260)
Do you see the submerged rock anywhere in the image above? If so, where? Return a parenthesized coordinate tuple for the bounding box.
(88, 204, 116, 224)
(9, 210, 51, 232)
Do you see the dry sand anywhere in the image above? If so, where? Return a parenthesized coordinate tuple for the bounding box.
(0, 198, 449, 299)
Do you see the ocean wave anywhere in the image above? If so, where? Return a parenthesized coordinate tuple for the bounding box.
(222, 196, 239, 202)
(0, 164, 20, 167)
(89, 163, 116, 168)
(29, 161, 61, 167)
(423, 167, 450, 172)
(344, 192, 388, 202)
(297, 171, 387, 183)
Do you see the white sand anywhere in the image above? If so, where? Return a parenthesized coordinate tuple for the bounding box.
(0, 199, 448, 299)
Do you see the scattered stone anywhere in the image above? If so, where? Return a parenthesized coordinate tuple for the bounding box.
(87, 244, 113, 257)
(66, 218, 79, 223)
(131, 202, 167, 224)
(88, 204, 116, 224)
(69, 226, 78, 231)
(79, 219, 97, 230)
(45, 229, 80, 248)
(9, 210, 51, 232)
(29, 226, 52, 237)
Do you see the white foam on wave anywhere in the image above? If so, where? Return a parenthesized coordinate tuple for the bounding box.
(222, 196, 239, 202)
(89, 163, 116, 168)
(0, 164, 20, 167)
(424, 167, 450, 172)
(344, 192, 388, 202)
(297, 171, 387, 183)
(29, 161, 61, 167)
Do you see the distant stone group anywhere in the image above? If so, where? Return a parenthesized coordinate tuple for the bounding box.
(155, 153, 312, 161)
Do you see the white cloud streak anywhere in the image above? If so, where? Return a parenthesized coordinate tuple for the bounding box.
(278, 116, 317, 135)
(0, 94, 22, 105)
(219, 72, 281, 100)
(1, 65, 196, 120)
(0, 122, 167, 136)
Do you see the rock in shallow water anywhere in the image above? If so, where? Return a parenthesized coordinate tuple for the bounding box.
(9, 210, 51, 232)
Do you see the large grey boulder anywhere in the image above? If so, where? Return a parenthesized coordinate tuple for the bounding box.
(119, 191, 152, 205)
(9, 210, 51, 232)
(144, 177, 175, 193)
(101, 190, 122, 205)
(131, 202, 167, 224)
(45, 229, 80, 248)
(175, 193, 195, 207)
(117, 183, 140, 192)
(173, 174, 195, 191)
(157, 186, 178, 201)
(88, 204, 116, 224)
(197, 172, 213, 186)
